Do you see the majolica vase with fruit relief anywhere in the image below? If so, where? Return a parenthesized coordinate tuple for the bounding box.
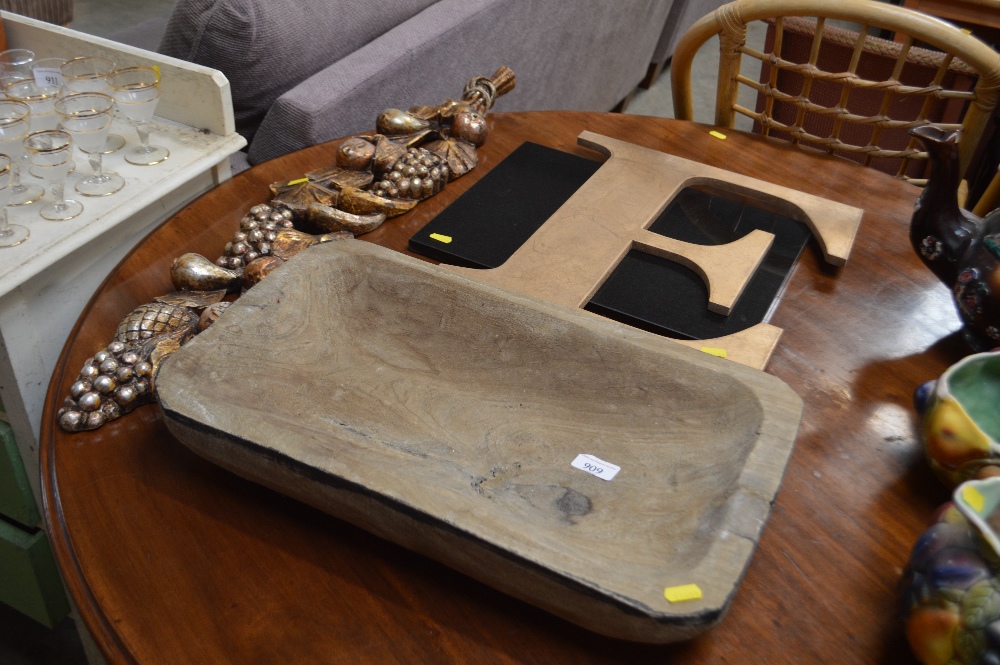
(902, 478, 1000, 665)
(918, 351, 1000, 487)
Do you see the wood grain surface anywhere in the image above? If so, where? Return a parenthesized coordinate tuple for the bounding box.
(448, 131, 863, 369)
(41, 112, 961, 664)
(154, 239, 802, 643)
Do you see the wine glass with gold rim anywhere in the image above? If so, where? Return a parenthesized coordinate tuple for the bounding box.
(24, 129, 83, 221)
(5, 78, 71, 180)
(60, 57, 126, 153)
(0, 154, 29, 247)
(5, 78, 62, 131)
(107, 66, 168, 166)
(55, 93, 125, 197)
(0, 100, 44, 206)
(0, 49, 34, 88)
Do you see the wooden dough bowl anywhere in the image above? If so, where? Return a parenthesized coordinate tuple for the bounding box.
(155, 239, 803, 643)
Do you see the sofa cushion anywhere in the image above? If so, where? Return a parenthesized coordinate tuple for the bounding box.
(249, 0, 673, 164)
(158, 0, 441, 141)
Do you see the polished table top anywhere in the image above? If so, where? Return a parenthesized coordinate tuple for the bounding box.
(41, 111, 962, 664)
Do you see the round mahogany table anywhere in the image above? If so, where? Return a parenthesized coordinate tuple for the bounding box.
(42, 111, 960, 664)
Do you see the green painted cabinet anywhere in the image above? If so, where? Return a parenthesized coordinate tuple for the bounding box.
(1, 408, 39, 527)
(0, 517, 69, 627)
(0, 411, 70, 628)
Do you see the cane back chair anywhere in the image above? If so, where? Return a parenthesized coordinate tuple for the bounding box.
(670, 0, 1000, 187)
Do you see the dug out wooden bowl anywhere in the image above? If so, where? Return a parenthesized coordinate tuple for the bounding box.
(155, 239, 803, 643)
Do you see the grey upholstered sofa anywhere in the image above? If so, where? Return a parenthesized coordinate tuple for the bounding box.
(155, 0, 728, 167)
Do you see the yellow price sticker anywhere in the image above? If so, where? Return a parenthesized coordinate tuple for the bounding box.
(709, 130, 727, 140)
(664, 584, 703, 603)
(963, 484, 985, 513)
(287, 177, 308, 186)
(429, 233, 453, 244)
(700, 347, 728, 358)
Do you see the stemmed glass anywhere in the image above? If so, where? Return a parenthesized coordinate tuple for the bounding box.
(24, 130, 83, 221)
(55, 93, 124, 197)
(60, 57, 125, 153)
(4, 78, 62, 131)
(107, 66, 168, 165)
(0, 100, 44, 206)
(0, 154, 29, 247)
(6, 79, 72, 179)
(0, 49, 35, 88)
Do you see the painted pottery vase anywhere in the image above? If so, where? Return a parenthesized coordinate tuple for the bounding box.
(909, 125, 1000, 353)
(921, 352, 1000, 487)
(901, 478, 1000, 665)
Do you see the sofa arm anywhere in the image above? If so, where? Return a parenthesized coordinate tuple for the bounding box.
(157, 0, 440, 143)
(248, 0, 673, 164)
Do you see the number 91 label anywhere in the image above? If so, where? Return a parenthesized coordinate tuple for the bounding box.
(571, 454, 620, 481)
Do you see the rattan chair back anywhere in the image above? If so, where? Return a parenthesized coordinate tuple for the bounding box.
(670, 0, 1000, 185)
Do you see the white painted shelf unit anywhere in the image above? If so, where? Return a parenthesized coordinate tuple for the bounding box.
(0, 11, 247, 510)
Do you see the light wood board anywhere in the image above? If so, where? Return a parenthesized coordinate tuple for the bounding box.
(449, 132, 863, 369)
(156, 239, 803, 643)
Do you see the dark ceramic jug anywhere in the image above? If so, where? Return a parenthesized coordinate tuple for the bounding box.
(909, 125, 1000, 351)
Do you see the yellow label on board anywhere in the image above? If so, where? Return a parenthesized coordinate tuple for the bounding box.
(429, 233, 453, 244)
(287, 177, 308, 186)
(700, 347, 728, 358)
(709, 130, 727, 140)
(963, 484, 986, 513)
(664, 584, 703, 603)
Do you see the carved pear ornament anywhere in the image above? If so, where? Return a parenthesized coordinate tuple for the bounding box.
(58, 67, 516, 432)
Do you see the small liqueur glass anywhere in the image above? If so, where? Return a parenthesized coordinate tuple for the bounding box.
(24, 129, 83, 221)
(0, 49, 34, 88)
(107, 66, 168, 165)
(60, 57, 125, 153)
(4, 78, 62, 131)
(55, 93, 124, 197)
(0, 100, 44, 206)
(7, 79, 73, 179)
(0, 153, 29, 247)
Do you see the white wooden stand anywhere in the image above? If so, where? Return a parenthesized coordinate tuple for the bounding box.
(0, 12, 247, 509)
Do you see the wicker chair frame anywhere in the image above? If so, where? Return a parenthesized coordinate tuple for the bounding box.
(671, 0, 1000, 186)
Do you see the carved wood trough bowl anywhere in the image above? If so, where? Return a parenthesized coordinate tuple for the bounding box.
(156, 239, 803, 643)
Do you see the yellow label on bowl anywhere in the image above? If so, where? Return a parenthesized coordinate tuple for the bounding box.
(664, 584, 703, 603)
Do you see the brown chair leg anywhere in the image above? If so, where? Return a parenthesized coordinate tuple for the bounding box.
(611, 88, 638, 113)
(640, 61, 666, 90)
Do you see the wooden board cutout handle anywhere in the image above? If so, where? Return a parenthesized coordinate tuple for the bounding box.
(634, 228, 774, 315)
(578, 132, 863, 267)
